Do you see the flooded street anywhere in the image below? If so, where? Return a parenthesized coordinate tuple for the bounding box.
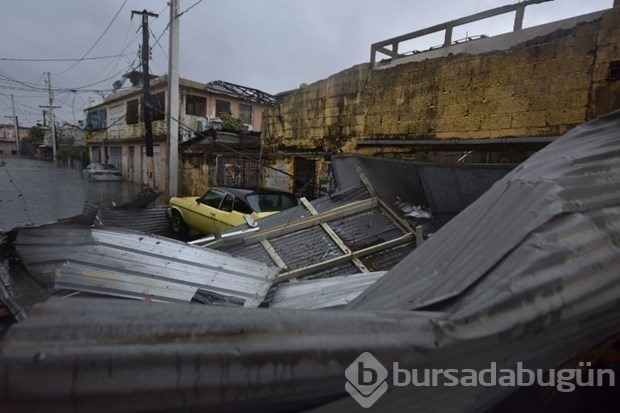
(0, 155, 145, 232)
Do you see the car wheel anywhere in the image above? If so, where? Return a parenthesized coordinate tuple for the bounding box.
(171, 210, 189, 237)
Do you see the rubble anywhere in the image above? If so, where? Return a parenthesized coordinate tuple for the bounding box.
(2, 109, 619, 412)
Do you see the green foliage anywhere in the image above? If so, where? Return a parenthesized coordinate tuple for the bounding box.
(28, 125, 45, 143)
(56, 146, 89, 163)
(219, 113, 245, 132)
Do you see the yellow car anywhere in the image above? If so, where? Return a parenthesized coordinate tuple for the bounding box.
(169, 187, 299, 236)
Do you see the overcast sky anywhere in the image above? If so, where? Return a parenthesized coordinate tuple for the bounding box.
(0, 0, 612, 126)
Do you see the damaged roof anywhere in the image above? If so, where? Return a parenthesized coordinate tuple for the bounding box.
(14, 225, 279, 307)
(204, 80, 278, 105)
(215, 185, 417, 282)
(1, 110, 619, 411)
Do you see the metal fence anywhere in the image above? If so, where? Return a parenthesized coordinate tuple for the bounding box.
(215, 155, 261, 189)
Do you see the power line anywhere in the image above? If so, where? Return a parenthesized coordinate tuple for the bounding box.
(79, 22, 140, 88)
(0, 91, 41, 112)
(0, 152, 34, 225)
(55, 0, 129, 76)
(177, 0, 204, 18)
(150, 26, 169, 60)
(0, 54, 128, 62)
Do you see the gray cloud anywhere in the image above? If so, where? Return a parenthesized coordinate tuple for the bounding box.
(0, 0, 611, 125)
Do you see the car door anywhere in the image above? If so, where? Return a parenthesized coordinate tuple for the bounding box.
(185, 189, 225, 234)
(211, 192, 246, 232)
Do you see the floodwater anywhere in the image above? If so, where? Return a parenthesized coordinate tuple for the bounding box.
(0, 155, 144, 232)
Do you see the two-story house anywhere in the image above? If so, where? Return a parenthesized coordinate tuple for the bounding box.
(84, 73, 277, 191)
(0, 124, 29, 154)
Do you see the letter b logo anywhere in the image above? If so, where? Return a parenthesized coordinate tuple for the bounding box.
(359, 362, 378, 385)
(345, 352, 389, 408)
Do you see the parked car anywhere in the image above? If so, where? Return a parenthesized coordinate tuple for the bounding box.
(81, 163, 122, 181)
(169, 187, 299, 236)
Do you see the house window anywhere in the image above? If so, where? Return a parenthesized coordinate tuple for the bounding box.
(215, 99, 231, 117)
(108, 104, 124, 138)
(186, 94, 206, 116)
(86, 109, 106, 130)
(238, 104, 253, 124)
(126, 99, 139, 124)
(151, 92, 166, 121)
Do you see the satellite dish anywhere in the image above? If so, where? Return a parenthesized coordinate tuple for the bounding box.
(113, 79, 125, 90)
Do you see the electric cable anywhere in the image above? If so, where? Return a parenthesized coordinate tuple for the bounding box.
(55, 0, 129, 75)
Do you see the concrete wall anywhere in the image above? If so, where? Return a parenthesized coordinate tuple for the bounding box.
(263, 7, 620, 152)
(179, 154, 214, 195)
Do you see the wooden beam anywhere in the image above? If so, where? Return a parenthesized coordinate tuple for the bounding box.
(299, 198, 370, 274)
(354, 166, 377, 198)
(274, 233, 414, 283)
(376, 198, 416, 234)
(243, 198, 378, 244)
(260, 239, 288, 270)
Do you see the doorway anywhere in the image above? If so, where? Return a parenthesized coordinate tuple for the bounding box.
(293, 157, 317, 199)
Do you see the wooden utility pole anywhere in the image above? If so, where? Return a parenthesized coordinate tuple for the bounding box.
(167, 0, 180, 198)
(132, 9, 159, 188)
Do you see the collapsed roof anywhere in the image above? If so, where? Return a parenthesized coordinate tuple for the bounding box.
(2, 108, 619, 411)
(204, 80, 278, 105)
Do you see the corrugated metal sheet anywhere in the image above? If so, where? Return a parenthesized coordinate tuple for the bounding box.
(358, 242, 416, 272)
(329, 210, 403, 251)
(268, 226, 344, 270)
(331, 155, 514, 221)
(270, 272, 386, 309)
(14, 225, 279, 307)
(95, 205, 171, 234)
(351, 109, 620, 311)
(0, 261, 27, 321)
(218, 185, 415, 280)
(298, 261, 360, 280)
(1, 110, 619, 412)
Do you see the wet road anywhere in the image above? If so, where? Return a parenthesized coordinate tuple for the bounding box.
(0, 155, 145, 232)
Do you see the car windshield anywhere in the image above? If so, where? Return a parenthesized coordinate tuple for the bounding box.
(246, 193, 298, 212)
(102, 164, 117, 170)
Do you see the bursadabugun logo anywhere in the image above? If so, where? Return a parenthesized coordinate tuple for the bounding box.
(345, 352, 616, 408)
(345, 352, 389, 408)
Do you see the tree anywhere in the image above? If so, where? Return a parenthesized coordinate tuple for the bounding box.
(219, 113, 245, 133)
(28, 125, 45, 144)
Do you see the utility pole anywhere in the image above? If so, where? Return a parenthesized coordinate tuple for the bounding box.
(3, 95, 20, 152)
(132, 9, 159, 189)
(167, 0, 180, 198)
(40, 72, 60, 163)
(11, 95, 19, 152)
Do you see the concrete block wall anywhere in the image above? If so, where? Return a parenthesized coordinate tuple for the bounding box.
(262, 7, 620, 152)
